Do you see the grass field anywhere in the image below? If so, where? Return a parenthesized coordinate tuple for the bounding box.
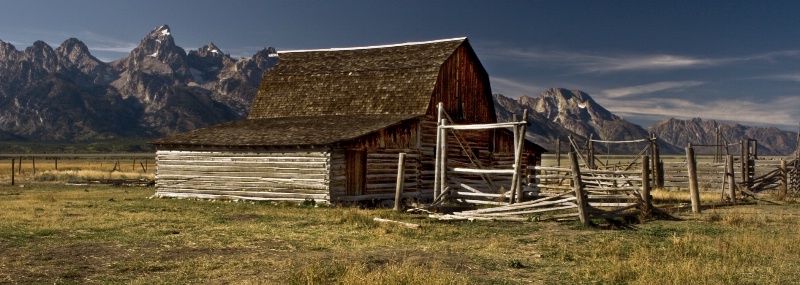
(2, 183, 799, 284)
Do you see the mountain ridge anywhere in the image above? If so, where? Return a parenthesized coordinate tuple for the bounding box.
(0, 24, 278, 143)
(494, 89, 797, 155)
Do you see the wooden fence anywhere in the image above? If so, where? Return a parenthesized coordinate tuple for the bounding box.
(1, 153, 155, 186)
(434, 152, 653, 225)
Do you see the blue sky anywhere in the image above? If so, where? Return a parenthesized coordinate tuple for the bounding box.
(1, 0, 799, 130)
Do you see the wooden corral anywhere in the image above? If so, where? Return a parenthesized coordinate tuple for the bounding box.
(151, 38, 545, 203)
(433, 152, 653, 224)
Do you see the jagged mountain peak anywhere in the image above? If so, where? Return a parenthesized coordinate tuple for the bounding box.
(56, 38, 92, 61)
(205, 42, 222, 55)
(23, 40, 59, 71)
(525, 87, 618, 123)
(0, 39, 19, 59)
(25, 40, 55, 55)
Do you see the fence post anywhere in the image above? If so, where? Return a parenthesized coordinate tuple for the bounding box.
(781, 159, 788, 197)
(726, 155, 736, 203)
(556, 139, 561, 167)
(641, 155, 651, 214)
(55, 158, 58, 171)
(686, 145, 701, 213)
(32, 157, 36, 175)
(394, 153, 406, 212)
(588, 136, 595, 169)
(11, 158, 15, 186)
(433, 103, 443, 200)
(569, 151, 589, 225)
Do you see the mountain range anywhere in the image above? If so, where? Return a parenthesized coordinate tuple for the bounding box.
(0, 24, 277, 143)
(0, 25, 796, 155)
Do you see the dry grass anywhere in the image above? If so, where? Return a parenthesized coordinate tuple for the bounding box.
(1, 184, 799, 284)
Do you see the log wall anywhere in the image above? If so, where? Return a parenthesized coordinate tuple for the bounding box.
(155, 149, 330, 201)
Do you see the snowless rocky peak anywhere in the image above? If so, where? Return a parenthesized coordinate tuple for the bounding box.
(24, 41, 59, 71)
(56, 38, 91, 61)
(0, 39, 20, 60)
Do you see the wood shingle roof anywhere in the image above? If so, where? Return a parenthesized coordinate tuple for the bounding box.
(150, 114, 418, 147)
(248, 38, 466, 119)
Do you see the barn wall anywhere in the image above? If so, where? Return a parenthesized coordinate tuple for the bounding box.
(155, 148, 330, 201)
(329, 147, 424, 202)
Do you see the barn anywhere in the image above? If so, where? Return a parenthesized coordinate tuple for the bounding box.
(150, 37, 545, 204)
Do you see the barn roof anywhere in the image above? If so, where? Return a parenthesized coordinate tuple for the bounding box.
(150, 114, 419, 147)
(248, 37, 467, 119)
(154, 38, 470, 147)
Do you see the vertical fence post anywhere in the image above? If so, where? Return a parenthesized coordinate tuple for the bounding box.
(394, 153, 406, 212)
(510, 114, 519, 204)
(439, 119, 448, 200)
(726, 155, 736, 204)
(11, 158, 15, 186)
(652, 134, 663, 188)
(18, 156, 22, 174)
(32, 157, 36, 175)
(54, 158, 58, 171)
(641, 155, 651, 214)
(569, 151, 589, 225)
(686, 145, 701, 213)
(517, 110, 528, 202)
(556, 139, 561, 167)
(781, 159, 788, 197)
(433, 102, 443, 200)
(587, 136, 595, 169)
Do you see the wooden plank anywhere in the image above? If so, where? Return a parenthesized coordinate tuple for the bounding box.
(451, 167, 516, 174)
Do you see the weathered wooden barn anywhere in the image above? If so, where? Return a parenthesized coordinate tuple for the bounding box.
(151, 37, 545, 203)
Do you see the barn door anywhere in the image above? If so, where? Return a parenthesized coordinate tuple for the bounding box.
(345, 148, 366, 196)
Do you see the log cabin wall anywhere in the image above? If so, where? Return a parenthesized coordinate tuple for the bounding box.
(329, 120, 424, 201)
(155, 148, 331, 201)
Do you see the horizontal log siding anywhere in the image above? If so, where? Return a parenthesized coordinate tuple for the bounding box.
(329, 148, 423, 201)
(155, 149, 331, 201)
(365, 150, 422, 194)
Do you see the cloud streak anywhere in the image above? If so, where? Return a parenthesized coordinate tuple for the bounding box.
(76, 31, 137, 54)
(480, 44, 800, 74)
(490, 76, 545, 97)
(602, 81, 706, 98)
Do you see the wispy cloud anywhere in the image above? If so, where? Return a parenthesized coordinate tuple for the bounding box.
(490, 76, 544, 97)
(480, 44, 800, 74)
(602, 81, 706, 98)
(759, 73, 800, 82)
(76, 31, 137, 54)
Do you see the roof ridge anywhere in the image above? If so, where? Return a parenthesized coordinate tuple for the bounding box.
(279, 37, 467, 54)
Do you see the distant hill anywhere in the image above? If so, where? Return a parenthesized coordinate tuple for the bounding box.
(0, 24, 277, 143)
